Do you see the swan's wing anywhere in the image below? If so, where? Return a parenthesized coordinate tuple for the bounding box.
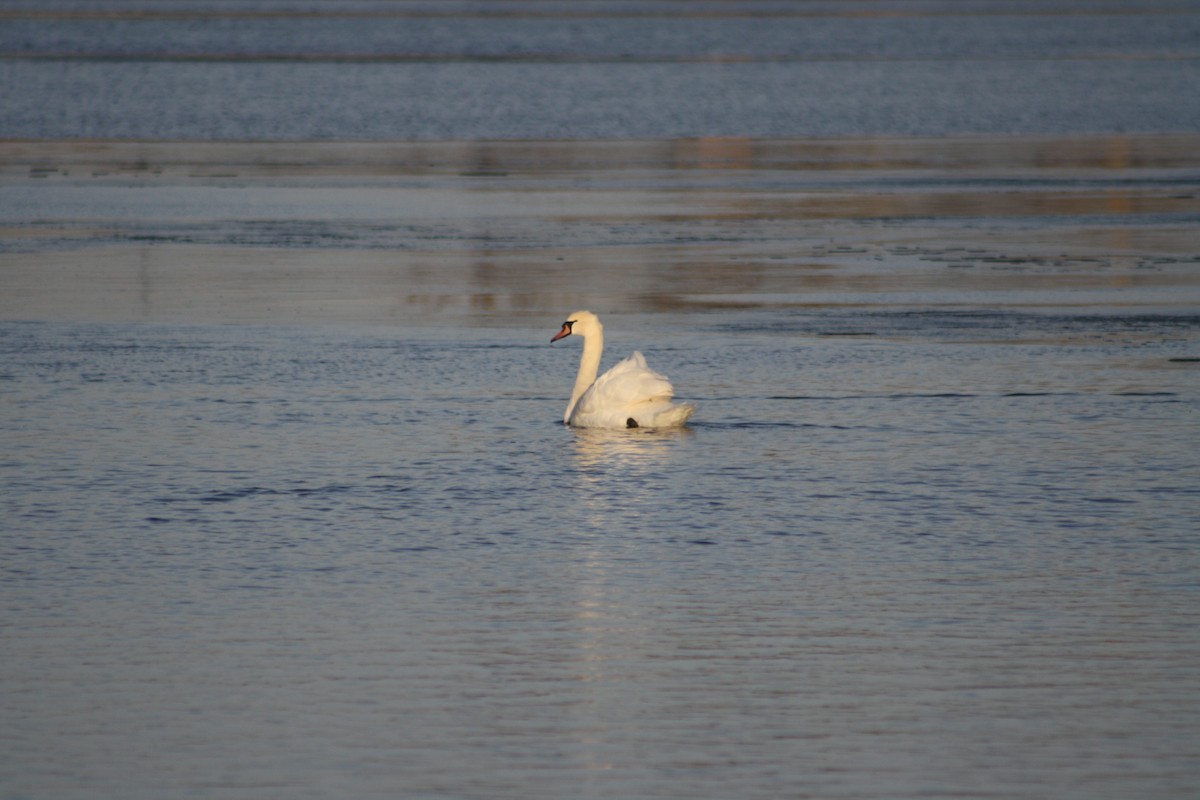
(574, 351, 674, 416)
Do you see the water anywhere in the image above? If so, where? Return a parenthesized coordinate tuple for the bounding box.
(3, 0, 1200, 139)
(3, 313, 1198, 799)
(4, 1, 1200, 797)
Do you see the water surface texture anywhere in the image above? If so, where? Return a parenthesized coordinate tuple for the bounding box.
(3, 0, 1200, 138)
(3, 2, 1200, 799)
(1, 316, 1197, 799)
(4, 136, 1200, 800)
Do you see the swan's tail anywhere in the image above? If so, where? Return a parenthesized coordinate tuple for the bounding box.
(648, 402, 696, 428)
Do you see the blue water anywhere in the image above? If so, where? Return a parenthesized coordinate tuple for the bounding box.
(3, 0, 1200, 139)
(3, 2, 1200, 798)
(3, 312, 1199, 799)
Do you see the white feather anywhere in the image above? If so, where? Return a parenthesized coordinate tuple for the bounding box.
(551, 311, 696, 429)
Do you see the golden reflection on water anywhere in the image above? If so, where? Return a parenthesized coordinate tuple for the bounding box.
(1, 136, 1198, 325)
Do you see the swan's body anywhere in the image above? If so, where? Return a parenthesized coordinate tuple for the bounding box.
(551, 311, 695, 429)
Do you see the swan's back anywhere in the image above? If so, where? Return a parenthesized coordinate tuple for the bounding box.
(589, 352, 671, 405)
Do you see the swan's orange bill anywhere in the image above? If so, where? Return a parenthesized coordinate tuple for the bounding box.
(551, 323, 572, 343)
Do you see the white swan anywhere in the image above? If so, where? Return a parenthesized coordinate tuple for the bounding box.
(551, 310, 696, 429)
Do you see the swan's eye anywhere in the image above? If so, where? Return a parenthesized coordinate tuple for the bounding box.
(565, 320, 575, 329)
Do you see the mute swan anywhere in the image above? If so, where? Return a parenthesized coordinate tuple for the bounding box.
(550, 310, 696, 429)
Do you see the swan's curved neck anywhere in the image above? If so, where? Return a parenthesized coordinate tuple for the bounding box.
(565, 323, 603, 423)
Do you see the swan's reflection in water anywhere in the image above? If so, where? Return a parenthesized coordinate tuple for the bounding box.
(569, 427, 694, 526)
(562, 426, 697, 773)
(566, 426, 696, 542)
(570, 426, 693, 474)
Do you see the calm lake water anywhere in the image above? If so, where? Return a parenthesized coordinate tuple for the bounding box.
(4, 139, 1200, 796)
(3, 1, 1200, 798)
(3, 309, 1199, 799)
(3, 0, 1200, 139)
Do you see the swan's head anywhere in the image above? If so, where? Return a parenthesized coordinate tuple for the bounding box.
(551, 310, 601, 343)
